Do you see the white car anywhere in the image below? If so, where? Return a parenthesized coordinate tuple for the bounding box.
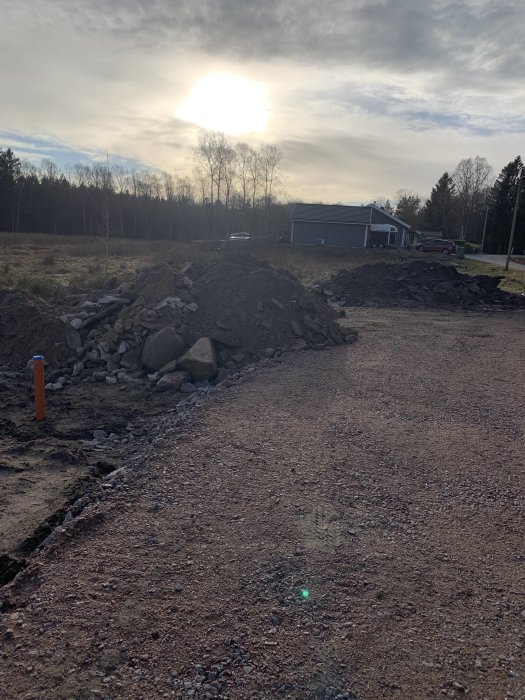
(228, 232, 250, 241)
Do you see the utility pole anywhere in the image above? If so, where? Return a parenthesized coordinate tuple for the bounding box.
(505, 171, 523, 271)
(480, 206, 489, 254)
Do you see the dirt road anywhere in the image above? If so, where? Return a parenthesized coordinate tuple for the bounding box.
(1, 309, 524, 699)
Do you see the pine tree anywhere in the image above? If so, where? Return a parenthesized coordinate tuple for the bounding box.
(0, 148, 22, 231)
(485, 156, 524, 254)
(422, 172, 458, 238)
(395, 192, 421, 228)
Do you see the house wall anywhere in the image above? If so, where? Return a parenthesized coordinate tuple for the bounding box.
(291, 220, 367, 247)
(370, 208, 406, 247)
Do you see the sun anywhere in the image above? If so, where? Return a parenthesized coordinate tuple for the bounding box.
(176, 73, 268, 135)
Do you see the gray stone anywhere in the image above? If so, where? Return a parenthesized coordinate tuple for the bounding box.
(214, 368, 233, 384)
(185, 302, 198, 312)
(97, 294, 124, 305)
(117, 340, 128, 355)
(290, 320, 303, 337)
(24, 358, 35, 379)
(210, 330, 241, 348)
(86, 349, 100, 362)
(65, 327, 82, 350)
(156, 296, 185, 311)
(156, 370, 191, 392)
(45, 380, 65, 391)
(120, 347, 142, 371)
(72, 362, 84, 377)
(94, 371, 108, 382)
(178, 337, 217, 381)
(271, 297, 284, 310)
(180, 383, 196, 393)
(93, 429, 108, 441)
(106, 376, 118, 385)
(104, 328, 120, 344)
(70, 318, 83, 330)
(106, 355, 121, 372)
(158, 359, 179, 375)
(114, 319, 124, 334)
(141, 327, 185, 371)
(264, 347, 275, 358)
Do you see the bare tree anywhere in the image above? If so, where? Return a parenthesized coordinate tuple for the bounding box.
(453, 156, 493, 240)
(259, 144, 282, 236)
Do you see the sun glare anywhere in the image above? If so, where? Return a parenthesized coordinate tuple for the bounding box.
(176, 73, 268, 135)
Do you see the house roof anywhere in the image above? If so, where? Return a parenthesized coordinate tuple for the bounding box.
(292, 203, 370, 224)
(292, 203, 416, 233)
(369, 204, 416, 233)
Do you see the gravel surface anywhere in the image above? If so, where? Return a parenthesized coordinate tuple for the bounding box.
(1, 308, 524, 699)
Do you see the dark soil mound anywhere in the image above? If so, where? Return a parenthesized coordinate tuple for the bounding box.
(317, 261, 525, 309)
(0, 290, 67, 368)
(190, 259, 345, 366)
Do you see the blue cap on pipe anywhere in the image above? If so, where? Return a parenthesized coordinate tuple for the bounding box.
(32, 355, 44, 361)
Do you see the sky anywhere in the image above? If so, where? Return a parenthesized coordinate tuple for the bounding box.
(1, 0, 524, 204)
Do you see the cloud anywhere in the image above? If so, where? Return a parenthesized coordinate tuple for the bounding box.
(15, 0, 523, 86)
(0, 0, 524, 202)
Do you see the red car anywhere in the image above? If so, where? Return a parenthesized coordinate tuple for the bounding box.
(416, 238, 457, 254)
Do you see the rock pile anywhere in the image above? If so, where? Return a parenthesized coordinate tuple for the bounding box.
(3, 256, 346, 393)
(316, 260, 525, 309)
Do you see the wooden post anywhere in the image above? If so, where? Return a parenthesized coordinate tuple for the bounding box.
(33, 355, 45, 421)
(505, 173, 523, 271)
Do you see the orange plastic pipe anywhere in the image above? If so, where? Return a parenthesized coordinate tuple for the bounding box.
(33, 355, 45, 421)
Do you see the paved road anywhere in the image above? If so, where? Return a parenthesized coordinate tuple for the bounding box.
(466, 253, 525, 271)
(1, 309, 525, 699)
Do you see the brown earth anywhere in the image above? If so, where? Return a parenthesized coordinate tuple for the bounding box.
(0, 378, 189, 586)
(1, 307, 524, 699)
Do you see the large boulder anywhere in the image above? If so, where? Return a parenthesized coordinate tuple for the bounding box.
(141, 327, 185, 371)
(178, 337, 217, 381)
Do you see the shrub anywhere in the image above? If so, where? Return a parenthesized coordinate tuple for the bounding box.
(453, 240, 480, 254)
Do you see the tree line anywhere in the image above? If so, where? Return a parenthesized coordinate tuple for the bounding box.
(0, 136, 290, 241)
(1, 139, 524, 254)
(380, 155, 525, 253)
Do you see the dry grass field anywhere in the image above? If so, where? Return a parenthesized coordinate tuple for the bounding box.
(1, 231, 525, 296)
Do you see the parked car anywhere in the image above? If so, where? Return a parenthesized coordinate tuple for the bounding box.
(415, 238, 456, 254)
(228, 232, 250, 241)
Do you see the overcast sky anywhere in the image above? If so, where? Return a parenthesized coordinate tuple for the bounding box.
(1, 0, 524, 203)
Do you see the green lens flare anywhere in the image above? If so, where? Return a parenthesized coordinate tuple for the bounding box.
(301, 589, 310, 599)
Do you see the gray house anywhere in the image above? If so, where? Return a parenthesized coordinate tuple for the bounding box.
(291, 203, 418, 248)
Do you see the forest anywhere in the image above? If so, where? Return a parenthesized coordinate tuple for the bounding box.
(0, 135, 523, 254)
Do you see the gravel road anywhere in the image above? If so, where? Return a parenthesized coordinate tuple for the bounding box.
(1, 308, 524, 700)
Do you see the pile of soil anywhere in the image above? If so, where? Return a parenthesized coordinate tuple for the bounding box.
(0, 290, 67, 368)
(317, 260, 525, 309)
(190, 259, 345, 363)
(0, 256, 347, 382)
